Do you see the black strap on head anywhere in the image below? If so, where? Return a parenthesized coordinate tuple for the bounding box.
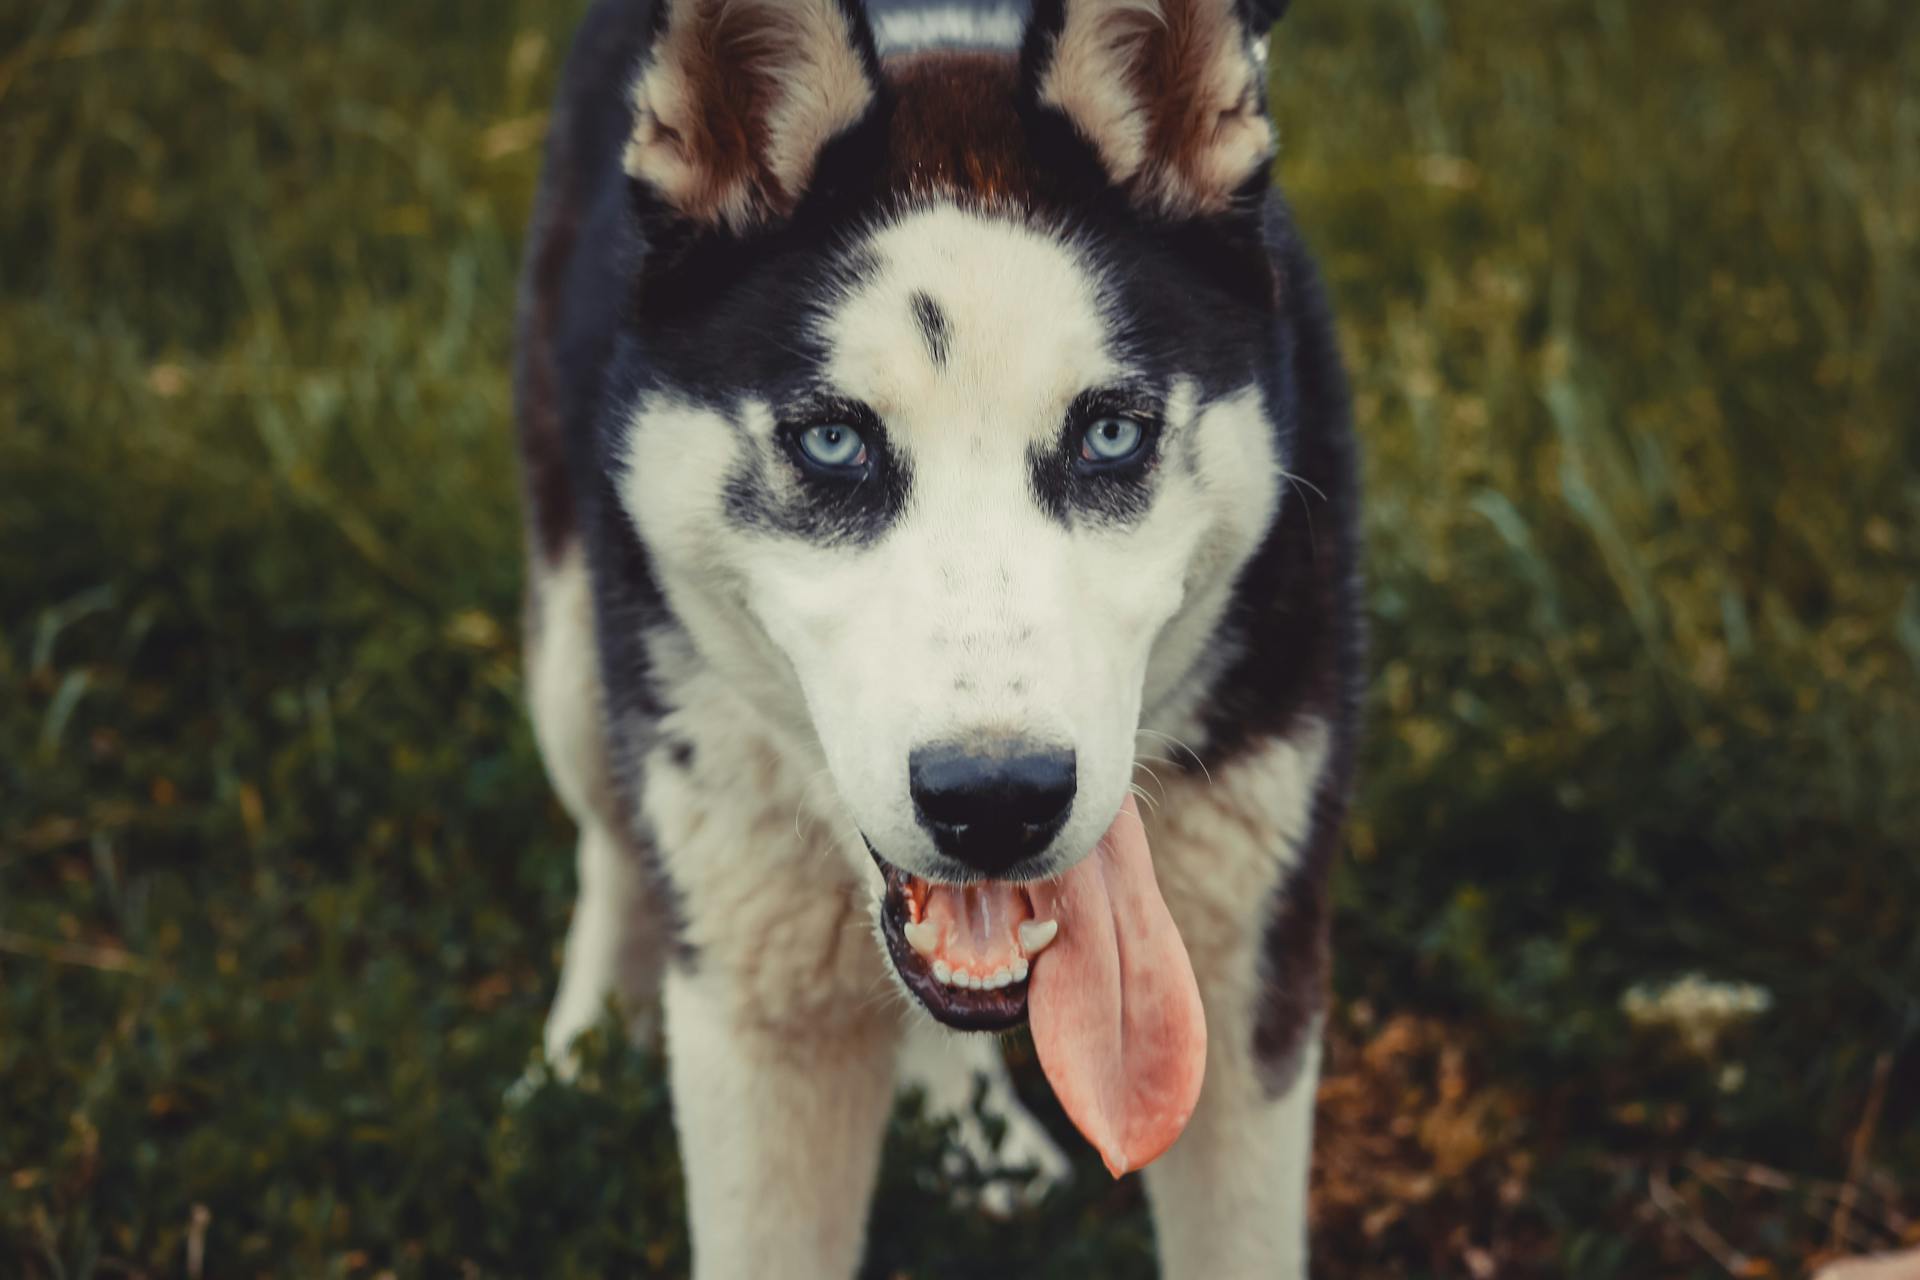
(1246, 0, 1292, 29)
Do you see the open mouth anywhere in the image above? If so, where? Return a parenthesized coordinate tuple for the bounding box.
(868, 796, 1211, 1178)
(873, 850, 1058, 1032)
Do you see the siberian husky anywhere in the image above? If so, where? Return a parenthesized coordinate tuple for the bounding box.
(513, 0, 1360, 1273)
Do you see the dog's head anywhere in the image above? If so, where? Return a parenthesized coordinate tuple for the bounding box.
(615, 0, 1292, 1027)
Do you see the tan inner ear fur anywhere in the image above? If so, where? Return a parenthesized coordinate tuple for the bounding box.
(1038, 0, 1274, 217)
(625, 0, 876, 233)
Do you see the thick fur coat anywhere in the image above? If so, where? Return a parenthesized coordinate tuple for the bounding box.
(513, 1, 1359, 1274)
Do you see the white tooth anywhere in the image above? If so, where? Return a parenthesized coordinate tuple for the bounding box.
(965, 972, 982, 990)
(932, 960, 951, 984)
(991, 967, 1012, 989)
(903, 920, 939, 957)
(1018, 919, 1059, 955)
(1012, 958, 1029, 982)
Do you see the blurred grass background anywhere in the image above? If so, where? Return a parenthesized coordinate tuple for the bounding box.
(2, 0, 1916, 1275)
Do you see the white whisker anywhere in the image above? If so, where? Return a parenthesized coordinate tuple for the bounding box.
(1280, 468, 1321, 556)
(1135, 728, 1213, 786)
(1130, 758, 1168, 804)
(793, 766, 838, 843)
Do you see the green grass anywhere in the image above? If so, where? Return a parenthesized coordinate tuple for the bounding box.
(3, 1, 1917, 1275)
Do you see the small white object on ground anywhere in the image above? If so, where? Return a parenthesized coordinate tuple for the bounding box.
(1816, 1249, 1920, 1280)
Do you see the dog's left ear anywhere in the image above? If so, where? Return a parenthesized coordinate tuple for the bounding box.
(1022, 0, 1275, 218)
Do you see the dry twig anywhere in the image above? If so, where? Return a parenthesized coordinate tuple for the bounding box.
(0, 928, 148, 974)
(1650, 1162, 1751, 1277)
(1833, 1054, 1895, 1254)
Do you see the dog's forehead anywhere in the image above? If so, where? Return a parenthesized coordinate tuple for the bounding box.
(818, 204, 1123, 434)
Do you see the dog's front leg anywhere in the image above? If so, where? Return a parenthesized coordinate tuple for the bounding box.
(1139, 730, 1338, 1280)
(663, 965, 899, 1279)
(1142, 1026, 1321, 1279)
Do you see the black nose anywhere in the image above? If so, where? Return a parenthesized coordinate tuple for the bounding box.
(909, 740, 1076, 876)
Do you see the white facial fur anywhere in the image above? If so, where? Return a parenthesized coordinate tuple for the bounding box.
(619, 203, 1281, 885)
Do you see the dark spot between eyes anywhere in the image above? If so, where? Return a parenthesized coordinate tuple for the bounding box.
(910, 291, 951, 369)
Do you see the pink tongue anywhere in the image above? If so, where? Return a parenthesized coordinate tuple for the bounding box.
(1027, 795, 1206, 1177)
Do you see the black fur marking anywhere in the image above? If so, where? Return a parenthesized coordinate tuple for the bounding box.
(1245, 0, 1293, 29)
(1017, 0, 1068, 100)
(909, 290, 951, 367)
(1197, 203, 1363, 766)
(1208, 205, 1364, 1094)
(835, 0, 886, 81)
(1252, 749, 1345, 1097)
(721, 452, 913, 549)
(721, 399, 912, 548)
(583, 447, 697, 964)
(513, 0, 652, 563)
(514, 0, 695, 960)
(1028, 386, 1165, 528)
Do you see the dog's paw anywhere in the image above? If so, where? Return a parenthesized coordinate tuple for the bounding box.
(963, 1098, 1074, 1215)
(540, 1021, 589, 1084)
(501, 1016, 594, 1109)
(936, 1066, 1075, 1214)
(502, 1061, 548, 1110)
(896, 1024, 1074, 1212)
(531, 998, 659, 1090)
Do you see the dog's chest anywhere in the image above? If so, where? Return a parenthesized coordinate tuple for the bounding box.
(639, 665, 887, 1031)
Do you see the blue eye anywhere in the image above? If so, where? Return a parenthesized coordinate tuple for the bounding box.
(1081, 416, 1146, 464)
(797, 423, 867, 470)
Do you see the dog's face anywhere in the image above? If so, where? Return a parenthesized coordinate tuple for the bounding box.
(613, 0, 1289, 1014)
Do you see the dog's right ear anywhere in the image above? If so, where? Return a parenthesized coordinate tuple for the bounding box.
(625, 0, 882, 235)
